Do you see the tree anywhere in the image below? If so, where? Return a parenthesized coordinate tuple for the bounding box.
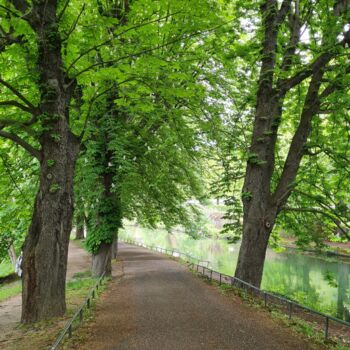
(75, 0, 227, 277)
(0, 0, 116, 321)
(229, 0, 350, 287)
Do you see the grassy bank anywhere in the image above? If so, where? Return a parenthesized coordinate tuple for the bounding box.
(0, 280, 21, 302)
(1, 270, 110, 350)
(194, 270, 350, 350)
(0, 259, 14, 278)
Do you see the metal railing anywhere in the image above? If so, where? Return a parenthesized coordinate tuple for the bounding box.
(123, 239, 350, 340)
(124, 239, 210, 267)
(50, 272, 106, 350)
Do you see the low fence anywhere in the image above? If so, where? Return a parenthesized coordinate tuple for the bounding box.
(50, 272, 106, 350)
(123, 239, 350, 340)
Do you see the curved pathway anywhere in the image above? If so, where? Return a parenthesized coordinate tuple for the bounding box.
(80, 243, 322, 350)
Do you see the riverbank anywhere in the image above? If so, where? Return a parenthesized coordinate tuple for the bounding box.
(281, 238, 350, 259)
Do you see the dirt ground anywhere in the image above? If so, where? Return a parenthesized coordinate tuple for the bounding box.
(0, 240, 91, 342)
(77, 243, 324, 350)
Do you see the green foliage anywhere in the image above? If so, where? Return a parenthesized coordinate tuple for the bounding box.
(215, 0, 350, 247)
(1, 0, 349, 280)
(323, 271, 338, 288)
(47, 159, 55, 168)
(73, 0, 228, 254)
(0, 146, 37, 262)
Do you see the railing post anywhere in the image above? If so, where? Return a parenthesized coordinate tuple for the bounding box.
(288, 301, 293, 319)
(87, 298, 90, 308)
(68, 324, 72, 338)
(264, 292, 267, 307)
(219, 273, 222, 285)
(92, 290, 95, 299)
(325, 317, 329, 339)
(79, 309, 83, 323)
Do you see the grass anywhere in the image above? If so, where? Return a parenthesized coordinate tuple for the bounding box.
(0, 259, 14, 278)
(1, 269, 110, 350)
(0, 280, 21, 302)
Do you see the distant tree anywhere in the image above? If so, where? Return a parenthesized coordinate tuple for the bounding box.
(74, 0, 227, 276)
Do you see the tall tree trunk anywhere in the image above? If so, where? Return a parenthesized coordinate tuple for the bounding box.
(18, 0, 80, 322)
(89, 89, 123, 277)
(234, 0, 331, 288)
(7, 245, 17, 268)
(337, 264, 349, 320)
(92, 242, 112, 277)
(22, 133, 79, 322)
(235, 207, 277, 287)
(91, 152, 117, 278)
(111, 234, 119, 259)
(75, 213, 85, 240)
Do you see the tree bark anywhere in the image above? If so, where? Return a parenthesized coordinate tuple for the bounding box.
(75, 214, 85, 240)
(89, 90, 123, 277)
(7, 245, 17, 268)
(92, 242, 112, 277)
(90, 163, 118, 277)
(337, 264, 349, 321)
(111, 234, 119, 259)
(235, 207, 277, 287)
(18, 0, 81, 322)
(234, 0, 332, 287)
(21, 133, 79, 322)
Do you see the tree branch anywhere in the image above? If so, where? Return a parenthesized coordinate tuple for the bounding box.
(0, 130, 41, 160)
(319, 65, 350, 99)
(279, 0, 301, 73)
(273, 68, 327, 207)
(62, 4, 85, 43)
(57, 0, 70, 22)
(282, 206, 350, 239)
(0, 25, 24, 52)
(277, 0, 292, 25)
(68, 20, 234, 82)
(8, 0, 29, 15)
(0, 100, 34, 114)
(0, 4, 20, 17)
(65, 10, 191, 75)
(278, 53, 332, 92)
(0, 78, 38, 112)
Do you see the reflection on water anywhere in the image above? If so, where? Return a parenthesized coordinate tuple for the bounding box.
(120, 225, 350, 321)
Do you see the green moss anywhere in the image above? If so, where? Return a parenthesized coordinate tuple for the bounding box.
(49, 183, 61, 193)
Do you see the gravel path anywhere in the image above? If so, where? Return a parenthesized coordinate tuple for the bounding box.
(80, 243, 322, 350)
